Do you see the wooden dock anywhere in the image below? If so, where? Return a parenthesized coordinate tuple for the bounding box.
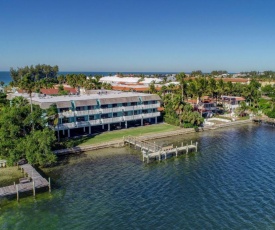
(124, 135, 198, 163)
(0, 164, 51, 201)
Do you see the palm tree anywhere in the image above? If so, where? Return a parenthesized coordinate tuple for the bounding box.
(19, 74, 36, 130)
(175, 72, 187, 102)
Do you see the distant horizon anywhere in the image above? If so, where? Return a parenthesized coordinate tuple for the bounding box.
(1, 69, 275, 74)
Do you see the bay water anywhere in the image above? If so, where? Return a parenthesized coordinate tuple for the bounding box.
(1, 124, 275, 229)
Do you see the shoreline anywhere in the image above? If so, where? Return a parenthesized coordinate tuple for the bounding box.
(54, 119, 252, 155)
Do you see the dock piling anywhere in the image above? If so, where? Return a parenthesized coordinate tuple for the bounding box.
(16, 184, 19, 202)
(33, 180, 36, 197)
(49, 177, 51, 193)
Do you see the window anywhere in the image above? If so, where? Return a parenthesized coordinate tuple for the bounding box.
(62, 117, 69, 123)
(60, 108, 69, 112)
(76, 116, 85, 122)
(113, 113, 118, 117)
(76, 106, 85, 111)
(89, 115, 94, 120)
(101, 114, 108, 119)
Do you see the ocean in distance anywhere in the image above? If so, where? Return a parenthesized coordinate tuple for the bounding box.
(1, 124, 275, 229)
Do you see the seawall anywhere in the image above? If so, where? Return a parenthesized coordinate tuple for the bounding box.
(54, 119, 252, 155)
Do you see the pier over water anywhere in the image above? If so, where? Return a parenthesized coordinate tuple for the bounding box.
(0, 164, 51, 201)
(124, 135, 198, 163)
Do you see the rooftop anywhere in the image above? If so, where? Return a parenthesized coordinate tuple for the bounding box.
(8, 90, 161, 109)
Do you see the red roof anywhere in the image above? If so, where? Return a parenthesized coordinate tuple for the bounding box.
(40, 88, 77, 95)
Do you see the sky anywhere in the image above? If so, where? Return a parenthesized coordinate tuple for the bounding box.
(0, 0, 275, 72)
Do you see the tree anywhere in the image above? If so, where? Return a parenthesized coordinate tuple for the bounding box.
(149, 82, 157, 94)
(19, 74, 36, 130)
(0, 81, 4, 87)
(175, 72, 187, 101)
(57, 75, 65, 84)
(21, 129, 57, 166)
(10, 64, 59, 84)
(190, 70, 203, 77)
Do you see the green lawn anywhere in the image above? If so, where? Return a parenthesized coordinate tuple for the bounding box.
(79, 123, 180, 146)
(0, 166, 22, 187)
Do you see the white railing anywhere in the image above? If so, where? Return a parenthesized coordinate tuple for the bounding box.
(59, 111, 74, 117)
(143, 103, 160, 109)
(133, 114, 143, 120)
(134, 105, 143, 110)
(76, 121, 90, 127)
(112, 117, 123, 122)
(123, 115, 134, 121)
(75, 110, 89, 116)
(89, 109, 100, 115)
(143, 112, 160, 118)
(101, 118, 113, 124)
(123, 106, 134, 111)
(112, 107, 123, 112)
(89, 120, 101, 125)
(101, 108, 113, 113)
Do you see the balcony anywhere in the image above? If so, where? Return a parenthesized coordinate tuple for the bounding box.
(112, 107, 123, 112)
(59, 111, 74, 117)
(143, 112, 160, 119)
(133, 114, 142, 120)
(89, 109, 100, 115)
(101, 118, 113, 124)
(90, 120, 101, 125)
(133, 105, 143, 110)
(101, 108, 113, 113)
(123, 106, 134, 112)
(75, 110, 89, 116)
(123, 115, 134, 121)
(143, 102, 160, 109)
(112, 117, 123, 123)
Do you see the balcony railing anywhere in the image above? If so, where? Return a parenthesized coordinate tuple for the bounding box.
(59, 111, 74, 117)
(143, 103, 160, 109)
(90, 120, 101, 125)
(143, 112, 160, 118)
(134, 105, 143, 110)
(112, 107, 123, 112)
(101, 108, 113, 113)
(75, 110, 89, 116)
(101, 118, 113, 124)
(133, 114, 142, 120)
(112, 117, 123, 122)
(59, 103, 161, 118)
(123, 115, 134, 121)
(123, 106, 134, 112)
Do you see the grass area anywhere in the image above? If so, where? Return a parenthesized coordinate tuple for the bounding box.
(79, 123, 180, 146)
(0, 166, 22, 187)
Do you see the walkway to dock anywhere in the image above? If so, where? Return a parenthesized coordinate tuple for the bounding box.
(0, 164, 50, 201)
(124, 135, 198, 163)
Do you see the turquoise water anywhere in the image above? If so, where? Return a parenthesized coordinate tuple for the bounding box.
(1, 124, 275, 229)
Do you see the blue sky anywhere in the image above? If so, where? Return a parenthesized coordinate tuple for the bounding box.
(1, 0, 275, 72)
